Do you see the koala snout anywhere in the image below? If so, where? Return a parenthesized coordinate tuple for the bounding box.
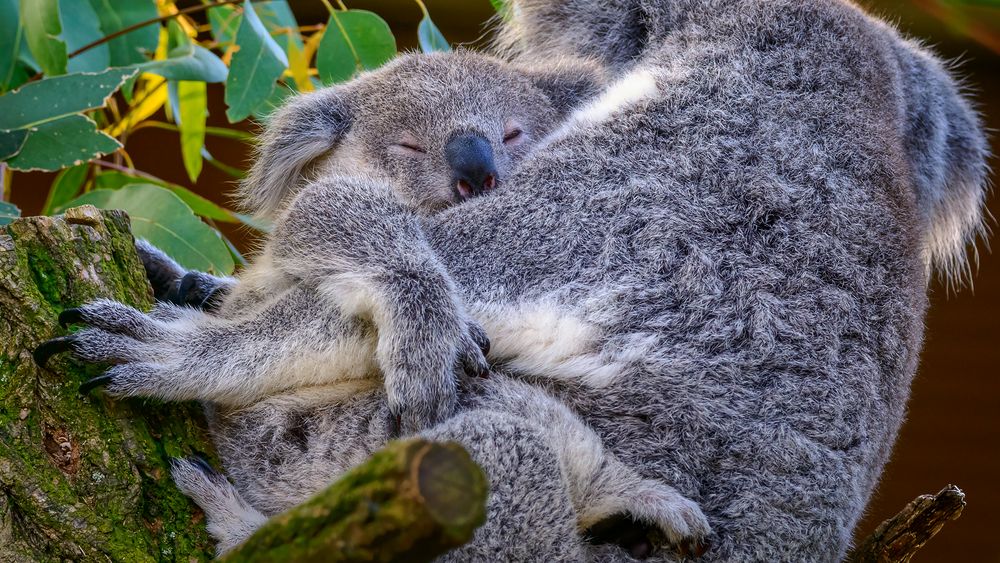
(446, 133, 498, 200)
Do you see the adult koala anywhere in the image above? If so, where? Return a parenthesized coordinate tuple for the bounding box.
(42, 0, 989, 560)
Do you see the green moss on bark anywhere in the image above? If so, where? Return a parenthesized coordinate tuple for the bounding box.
(222, 439, 487, 563)
(0, 206, 216, 562)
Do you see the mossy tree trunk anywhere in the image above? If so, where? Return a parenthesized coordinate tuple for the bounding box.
(0, 207, 217, 561)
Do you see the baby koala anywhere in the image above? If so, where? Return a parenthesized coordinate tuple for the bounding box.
(36, 49, 607, 431)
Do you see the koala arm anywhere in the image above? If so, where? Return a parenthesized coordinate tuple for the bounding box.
(35, 287, 383, 406)
(267, 175, 489, 433)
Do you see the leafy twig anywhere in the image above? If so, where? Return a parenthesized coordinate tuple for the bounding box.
(67, 0, 247, 61)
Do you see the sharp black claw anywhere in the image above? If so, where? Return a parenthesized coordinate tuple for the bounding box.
(58, 308, 85, 328)
(33, 336, 77, 368)
(389, 412, 402, 438)
(79, 374, 114, 394)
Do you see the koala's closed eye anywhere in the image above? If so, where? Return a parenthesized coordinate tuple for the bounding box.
(391, 133, 427, 156)
(503, 124, 526, 146)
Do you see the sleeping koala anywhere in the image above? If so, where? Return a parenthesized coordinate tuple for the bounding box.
(36, 50, 711, 557)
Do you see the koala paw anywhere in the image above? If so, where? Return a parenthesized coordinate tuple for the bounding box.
(586, 481, 712, 560)
(458, 321, 491, 379)
(33, 300, 181, 398)
(167, 271, 231, 312)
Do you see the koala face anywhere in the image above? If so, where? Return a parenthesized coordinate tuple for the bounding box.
(240, 50, 606, 218)
(320, 52, 563, 213)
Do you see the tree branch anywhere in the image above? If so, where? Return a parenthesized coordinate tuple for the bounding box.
(221, 439, 488, 563)
(848, 485, 966, 563)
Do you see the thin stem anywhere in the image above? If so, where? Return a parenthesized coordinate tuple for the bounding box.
(130, 120, 254, 141)
(68, 0, 245, 60)
(412, 0, 430, 19)
(93, 160, 171, 185)
(0, 163, 9, 202)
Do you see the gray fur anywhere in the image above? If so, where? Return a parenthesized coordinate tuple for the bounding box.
(65, 0, 990, 560)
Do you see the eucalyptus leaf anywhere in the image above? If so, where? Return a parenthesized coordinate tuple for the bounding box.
(418, 16, 451, 53)
(141, 45, 228, 83)
(0, 130, 28, 160)
(59, 0, 111, 73)
(0, 201, 21, 227)
(20, 0, 67, 76)
(61, 184, 235, 274)
(1, 0, 25, 92)
(86, 0, 159, 67)
(6, 114, 120, 172)
(317, 10, 396, 84)
(89, 171, 238, 223)
(0, 68, 137, 131)
(42, 164, 88, 215)
(208, 5, 240, 46)
(177, 81, 207, 182)
(251, 82, 294, 122)
(225, 1, 289, 123)
(256, 1, 303, 54)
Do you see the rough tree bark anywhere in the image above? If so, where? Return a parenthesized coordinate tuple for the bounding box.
(222, 439, 487, 563)
(847, 485, 966, 563)
(0, 207, 217, 561)
(0, 207, 965, 562)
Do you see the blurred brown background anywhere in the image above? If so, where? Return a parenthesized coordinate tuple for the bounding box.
(8, 1, 999, 560)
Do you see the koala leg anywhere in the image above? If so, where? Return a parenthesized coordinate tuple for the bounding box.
(170, 457, 268, 555)
(33, 287, 379, 406)
(270, 176, 489, 433)
(472, 378, 712, 559)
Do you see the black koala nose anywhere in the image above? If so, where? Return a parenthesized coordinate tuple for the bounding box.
(445, 133, 498, 200)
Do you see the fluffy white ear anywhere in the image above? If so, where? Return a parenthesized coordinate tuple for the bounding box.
(237, 87, 352, 218)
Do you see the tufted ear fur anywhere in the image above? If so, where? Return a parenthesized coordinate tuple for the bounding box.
(237, 87, 353, 218)
(521, 57, 609, 118)
(892, 39, 990, 285)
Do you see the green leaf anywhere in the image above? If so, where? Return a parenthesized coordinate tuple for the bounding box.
(176, 81, 207, 182)
(42, 164, 88, 214)
(59, 0, 111, 73)
(251, 81, 294, 122)
(0, 130, 28, 160)
(418, 16, 451, 53)
(256, 0, 303, 54)
(20, 0, 67, 76)
(317, 10, 396, 84)
(141, 44, 228, 83)
(89, 171, 239, 223)
(225, 1, 289, 123)
(208, 4, 240, 46)
(86, 0, 159, 67)
(0, 201, 21, 226)
(489, 0, 508, 14)
(61, 184, 236, 274)
(1, 0, 26, 92)
(0, 67, 137, 131)
(5, 114, 120, 171)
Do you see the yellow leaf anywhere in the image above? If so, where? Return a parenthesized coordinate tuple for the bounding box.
(287, 39, 314, 93)
(109, 75, 167, 137)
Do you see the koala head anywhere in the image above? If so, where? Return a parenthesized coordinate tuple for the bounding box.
(239, 50, 606, 217)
